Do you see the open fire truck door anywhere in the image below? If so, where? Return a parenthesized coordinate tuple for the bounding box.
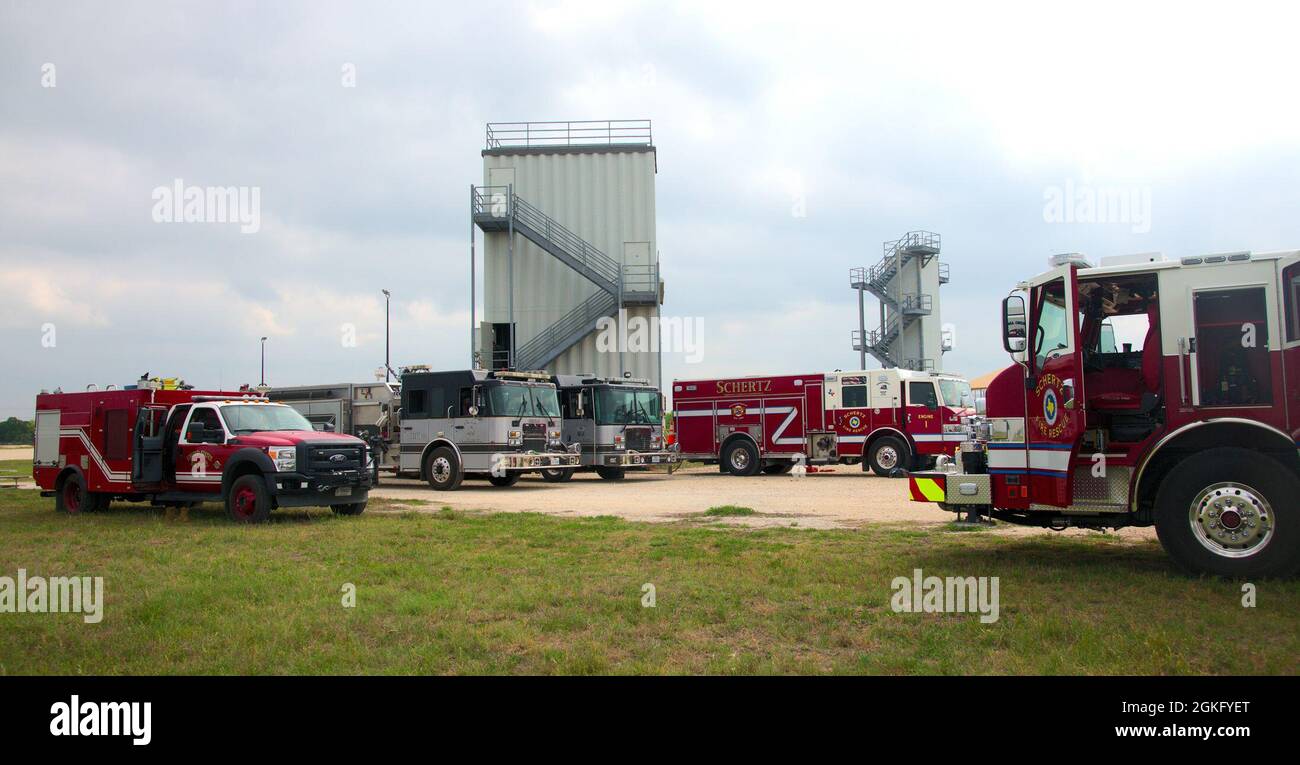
(132, 405, 169, 484)
(1022, 262, 1088, 506)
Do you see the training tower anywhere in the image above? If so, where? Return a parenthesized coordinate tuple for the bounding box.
(470, 120, 663, 385)
(850, 231, 950, 371)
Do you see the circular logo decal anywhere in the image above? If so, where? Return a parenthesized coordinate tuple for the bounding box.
(1043, 388, 1059, 427)
(731, 403, 747, 419)
(847, 415, 862, 430)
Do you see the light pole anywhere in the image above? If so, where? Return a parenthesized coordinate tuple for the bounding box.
(382, 289, 391, 382)
(260, 337, 268, 386)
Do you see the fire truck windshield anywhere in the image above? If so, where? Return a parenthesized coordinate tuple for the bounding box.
(594, 387, 661, 425)
(486, 383, 560, 418)
(221, 404, 314, 433)
(936, 379, 972, 408)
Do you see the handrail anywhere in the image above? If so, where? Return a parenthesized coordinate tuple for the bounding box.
(510, 195, 622, 287)
(486, 120, 652, 150)
(515, 292, 618, 370)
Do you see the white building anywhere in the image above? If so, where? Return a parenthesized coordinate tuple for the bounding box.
(471, 120, 663, 386)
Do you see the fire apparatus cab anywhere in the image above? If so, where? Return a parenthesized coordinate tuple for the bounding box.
(673, 369, 973, 476)
(396, 368, 580, 490)
(539, 374, 678, 482)
(910, 250, 1300, 577)
(33, 380, 372, 523)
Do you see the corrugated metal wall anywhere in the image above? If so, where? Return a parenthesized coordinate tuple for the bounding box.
(482, 147, 660, 383)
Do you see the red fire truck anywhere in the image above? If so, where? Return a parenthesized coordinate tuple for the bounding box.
(909, 250, 1300, 577)
(33, 381, 372, 523)
(673, 369, 973, 475)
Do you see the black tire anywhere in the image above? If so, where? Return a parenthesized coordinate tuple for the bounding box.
(721, 439, 760, 477)
(868, 437, 909, 477)
(540, 468, 575, 483)
(762, 463, 793, 475)
(488, 472, 521, 487)
(424, 446, 463, 491)
(1154, 447, 1300, 578)
(595, 466, 626, 481)
(226, 474, 273, 523)
(55, 471, 89, 514)
(331, 501, 367, 516)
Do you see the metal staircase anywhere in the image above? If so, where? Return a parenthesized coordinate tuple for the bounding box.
(473, 185, 657, 370)
(850, 231, 943, 368)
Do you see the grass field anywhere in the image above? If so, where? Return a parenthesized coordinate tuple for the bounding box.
(0, 489, 1297, 675)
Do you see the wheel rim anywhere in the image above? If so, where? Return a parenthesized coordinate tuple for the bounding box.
(1189, 481, 1274, 558)
(231, 485, 257, 520)
(876, 446, 899, 470)
(730, 448, 750, 471)
(63, 481, 82, 512)
(430, 456, 452, 484)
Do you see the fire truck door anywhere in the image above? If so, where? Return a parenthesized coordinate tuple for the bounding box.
(1024, 265, 1086, 506)
(132, 406, 169, 484)
(904, 380, 943, 451)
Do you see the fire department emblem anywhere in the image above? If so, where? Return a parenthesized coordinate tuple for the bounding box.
(1043, 388, 1059, 426)
(844, 414, 867, 433)
(730, 403, 747, 419)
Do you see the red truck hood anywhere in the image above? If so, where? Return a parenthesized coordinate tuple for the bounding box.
(229, 431, 365, 448)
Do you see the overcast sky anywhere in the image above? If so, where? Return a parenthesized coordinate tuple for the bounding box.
(3, 1, 1299, 417)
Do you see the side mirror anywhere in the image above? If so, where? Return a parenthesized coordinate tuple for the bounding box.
(323, 421, 336, 432)
(1002, 294, 1028, 353)
(576, 390, 585, 418)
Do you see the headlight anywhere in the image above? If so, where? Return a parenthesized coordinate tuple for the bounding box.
(508, 429, 522, 447)
(267, 446, 296, 472)
(651, 432, 662, 447)
(613, 434, 624, 450)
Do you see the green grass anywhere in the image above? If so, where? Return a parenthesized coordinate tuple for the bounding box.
(703, 505, 757, 517)
(0, 489, 1296, 675)
(0, 459, 30, 477)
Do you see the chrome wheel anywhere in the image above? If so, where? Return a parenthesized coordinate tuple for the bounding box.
(430, 456, 453, 484)
(729, 449, 750, 471)
(1189, 482, 1274, 558)
(876, 446, 899, 470)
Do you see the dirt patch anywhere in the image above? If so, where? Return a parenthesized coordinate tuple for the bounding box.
(369, 464, 1157, 542)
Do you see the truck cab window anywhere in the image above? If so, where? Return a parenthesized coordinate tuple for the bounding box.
(1034, 278, 1070, 371)
(841, 385, 867, 408)
(185, 407, 224, 441)
(405, 389, 427, 417)
(909, 381, 939, 409)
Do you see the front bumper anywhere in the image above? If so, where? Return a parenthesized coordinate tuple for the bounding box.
(599, 450, 679, 467)
(270, 470, 371, 507)
(498, 452, 581, 470)
(908, 471, 991, 505)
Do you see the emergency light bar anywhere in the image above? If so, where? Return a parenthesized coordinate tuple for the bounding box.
(1049, 252, 1093, 269)
(191, 395, 271, 403)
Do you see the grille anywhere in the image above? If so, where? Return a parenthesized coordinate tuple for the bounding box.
(522, 422, 547, 452)
(625, 427, 651, 451)
(307, 444, 364, 472)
